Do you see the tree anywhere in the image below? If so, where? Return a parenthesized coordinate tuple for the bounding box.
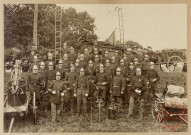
(61, 7, 97, 50)
(4, 5, 97, 52)
(4, 4, 34, 49)
(125, 40, 143, 49)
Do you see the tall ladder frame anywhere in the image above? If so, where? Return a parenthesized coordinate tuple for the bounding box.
(115, 7, 124, 48)
(55, 6, 62, 63)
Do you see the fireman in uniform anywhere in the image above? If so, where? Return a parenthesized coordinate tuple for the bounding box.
(126, 62, 136, 105)
(141, 54, 150, 78)
(64, 65, 78, 112)
(29, 55, 40, 72)
(110, 67, 126, 108)
(62, 43, 69, 56)
(68, 47, 77, 65)
(94, 55, 101, 73)
(45, 52, 55, 70)
(79, 54, 87, 70)
(125, 48, 134, 66)
(104, 59, 113, 103)
(49, 71, 66, 123)
(38, 61, 46, 101)
(114, 50, 120, 64)
(127, 67, 148, 120)
(93, 48, 100, 59)
(94, 64, 109, 106)
(45, 62, 57, 111)
(74, 68, 89, 117)
(84, 48, 91, 63)
(148, 62, 160, 97)
(55, 59, 65, 80)
(27, 65, 42, 106)
(134, 58, 142, 69)
(110, 56, 118, 77)
(62, 53, 70, 75)
(119, 59, 127, 77)
(101, 50, 110, 65)
(74, 59, 80, 75)
(28, 49, 36, 64)
(86, 60, 96, 97)
(146, 46, 156, 62)
(137, 48, 144, 63)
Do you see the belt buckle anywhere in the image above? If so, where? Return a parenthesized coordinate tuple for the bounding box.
(81, 87, 82, 89)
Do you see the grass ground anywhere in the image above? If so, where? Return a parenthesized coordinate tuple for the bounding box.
(4, 65, 187, 133)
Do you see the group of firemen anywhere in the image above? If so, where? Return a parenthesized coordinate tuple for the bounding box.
(19, 42, 160, 123)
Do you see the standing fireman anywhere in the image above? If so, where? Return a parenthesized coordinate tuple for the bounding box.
(110, 67, 126, 108)
(74, 68, 89, 117)
(49, 71, 66, 123)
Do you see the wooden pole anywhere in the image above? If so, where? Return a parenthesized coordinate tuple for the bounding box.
(33, 4, 38, 49)
(8, 117, 15, 133)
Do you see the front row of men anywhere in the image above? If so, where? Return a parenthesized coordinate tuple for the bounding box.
(27, 61, 159, 123)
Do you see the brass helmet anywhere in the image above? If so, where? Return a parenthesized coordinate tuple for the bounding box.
(116, 67, 121, 72)
(33, 65, 38, 70)
(56, 71, 61, 76)
(80, 68, 85, 72)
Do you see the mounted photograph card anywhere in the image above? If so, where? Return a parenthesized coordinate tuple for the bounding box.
(0, 0, 190, 134)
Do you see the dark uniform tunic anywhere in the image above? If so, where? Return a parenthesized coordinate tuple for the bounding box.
(45, 70, 56, 90)
(125, 53, 134, 66)
(86, 66, 96, 97)
(101, 56, 110, 66)
(68, 52, 77, 64)
(131, 75, 147, 99)
(74, 75, 89, 113)
(84, 54, 91, 63)
(94, 72, 109, 101)
(110, 63, 118, 77)
(111, 75, 126, 97)
(55, 67, 65, 80)
(148, 69, 160, 95)
(147, 51, 156, 62)
(125, 68, 136, 103)
(49, 80, 66, 104)
(65, 72, 78, 105)
(141, 61, 150, 78)
(61, 48, 69, 56)
(120, 66, 127, 77)
(79, 60, 87, 70)
(62, 60, 70, 74)
(27, 73, 42, 99)
(94, 62, 101, 73)
(110, 74, 126, 107)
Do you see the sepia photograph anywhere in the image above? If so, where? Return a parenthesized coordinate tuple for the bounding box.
(3, 2, 188, 133)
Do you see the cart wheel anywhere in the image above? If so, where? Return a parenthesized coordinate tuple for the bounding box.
(180, 109, 188, 124)
(151, 99, 164, 123)
(167, 56, 184, 72)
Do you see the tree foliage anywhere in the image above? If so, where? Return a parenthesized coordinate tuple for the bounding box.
(61, 7, 97, 49)
(125, 40, 143, 49)
(4, 4, 97, 51)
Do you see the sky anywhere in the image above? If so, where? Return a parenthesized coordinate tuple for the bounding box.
(60, 4, 187, 51)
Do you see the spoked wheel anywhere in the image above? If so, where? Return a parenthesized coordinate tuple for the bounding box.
(151, 99, 164, 123)
(179, 109, 188, 124)
(167, 56, 184, 72)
